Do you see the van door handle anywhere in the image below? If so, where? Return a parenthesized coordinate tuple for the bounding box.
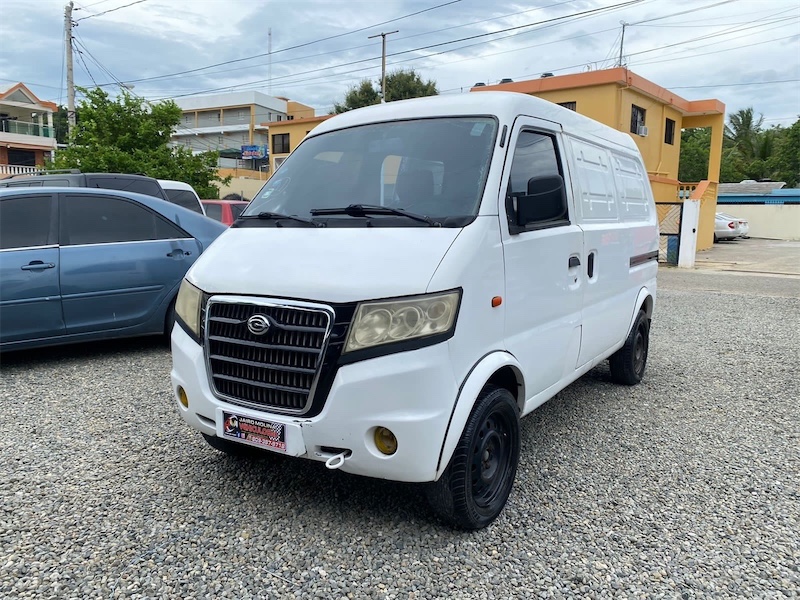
(21, 261, 56, 271)
(568, 256, 581, 268)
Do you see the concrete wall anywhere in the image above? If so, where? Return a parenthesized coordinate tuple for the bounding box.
(215, 177, 267, 201)
(717, 202, 800, 240)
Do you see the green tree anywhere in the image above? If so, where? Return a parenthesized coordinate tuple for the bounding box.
(49, 87, 228, 198)
(332, 80, 381, 114)
(768, 119, 800, 187)
(725, 107, 764, 161)
(53, 105, 70, 145)
(332, 68, 438, 113)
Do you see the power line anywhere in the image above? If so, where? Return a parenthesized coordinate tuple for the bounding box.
(668, 79, 800, 89)
(114, 0, 463, 86)
(75, 0, 148, 22)
(96, 0, 575, 89)
(153, 0, 644, 101)
(630, 0, 741, 25)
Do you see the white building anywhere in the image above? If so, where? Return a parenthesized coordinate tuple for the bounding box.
(171, 91, 315, 169)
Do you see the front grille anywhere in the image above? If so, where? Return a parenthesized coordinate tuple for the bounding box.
(205, 299, 332, 414)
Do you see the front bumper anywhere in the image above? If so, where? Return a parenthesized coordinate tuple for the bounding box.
(171, 324, 459, 482)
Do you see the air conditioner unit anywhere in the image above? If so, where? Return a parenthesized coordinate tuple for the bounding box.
(637, 125, 649, 137)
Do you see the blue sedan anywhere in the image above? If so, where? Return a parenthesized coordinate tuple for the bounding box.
(0, 187, 226, 351)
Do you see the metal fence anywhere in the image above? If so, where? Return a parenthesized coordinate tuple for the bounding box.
(657, 202, 683, 264)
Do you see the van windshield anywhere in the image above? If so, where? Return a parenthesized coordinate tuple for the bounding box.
(242, 117, 497, 227)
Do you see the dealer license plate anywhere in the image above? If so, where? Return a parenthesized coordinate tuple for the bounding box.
(220, 411, 287, 452)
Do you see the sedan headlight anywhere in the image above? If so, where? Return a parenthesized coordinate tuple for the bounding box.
(175, 279, 203, 339)
(344, 290, 460, 353)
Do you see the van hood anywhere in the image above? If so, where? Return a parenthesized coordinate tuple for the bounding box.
(187, 227, 462, 303)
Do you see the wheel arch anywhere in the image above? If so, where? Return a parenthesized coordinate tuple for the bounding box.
(435, 351, 524, 479)
(630, 287, 654, 331)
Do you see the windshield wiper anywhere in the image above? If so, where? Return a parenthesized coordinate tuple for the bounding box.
(310, 204, 440, 226)
(250, 211, 321, 227)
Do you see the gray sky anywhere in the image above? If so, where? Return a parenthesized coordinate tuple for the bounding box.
(2, 0, 799, 126)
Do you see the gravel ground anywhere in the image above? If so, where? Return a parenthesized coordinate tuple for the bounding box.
(1, 267, 798, 599)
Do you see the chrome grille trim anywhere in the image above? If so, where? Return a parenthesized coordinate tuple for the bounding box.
(204, 296, 334, 415)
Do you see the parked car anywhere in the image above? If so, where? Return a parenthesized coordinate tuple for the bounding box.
(0, 187, 226, 351)
(201, 199, 249, 226)
(714, 213, 742, 241)
(0, 170, 169, 201)
(717, 211, 749, 238)
(158, 179, 206, 215)
(171, 92, 659, 529)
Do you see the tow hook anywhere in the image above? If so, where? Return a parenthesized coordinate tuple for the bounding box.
(323, 450, 351, 470)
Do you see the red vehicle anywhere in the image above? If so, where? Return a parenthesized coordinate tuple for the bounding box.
(201, 200, 249, 226)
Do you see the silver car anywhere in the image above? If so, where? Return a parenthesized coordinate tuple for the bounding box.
(718, 212, 749, 238)
(715, 213, 742, 242)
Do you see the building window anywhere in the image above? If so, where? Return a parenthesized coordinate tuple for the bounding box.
(665, 118, 676, 145)
(630, 105, 646, 134)
(557, 101, 577, 111)
(288, 115, 294, 120)
(272, 133, 290, 154)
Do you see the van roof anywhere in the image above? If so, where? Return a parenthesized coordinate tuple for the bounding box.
(311, 91, 637, 152)
(157, 179, 197, 192)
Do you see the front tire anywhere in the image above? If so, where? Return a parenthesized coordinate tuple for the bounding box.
(609, 310, 650, 385)
(427, 385, 520, 530)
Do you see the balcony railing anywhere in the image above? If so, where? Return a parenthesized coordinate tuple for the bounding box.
(0, 119, 54, 138)
(0, 164, 39, 176)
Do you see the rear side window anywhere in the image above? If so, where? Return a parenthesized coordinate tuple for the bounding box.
(164, 189, 203, 213)
(204, 203, 223, 222)
(0, 194, 53, 249)
(230, 203, 246, 219)
(88, 176, 165, 199)
(0, 180, 42, 187)
(61, 194, 185, 245)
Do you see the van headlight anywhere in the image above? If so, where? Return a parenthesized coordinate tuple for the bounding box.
(175, 279, 204, 339)
(344, 290, 460, 354)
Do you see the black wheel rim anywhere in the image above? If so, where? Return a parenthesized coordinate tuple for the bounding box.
(470, 408, 515, 510)
(633, 322, 648, 376)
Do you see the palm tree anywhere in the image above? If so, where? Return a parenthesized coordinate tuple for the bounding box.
(725, 107, 764, 161)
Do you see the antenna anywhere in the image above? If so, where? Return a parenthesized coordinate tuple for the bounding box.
(268, 28, 272, 94)
(618, 21, 628, 67)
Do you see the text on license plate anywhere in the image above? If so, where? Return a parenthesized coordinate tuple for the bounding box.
(221, 411, 286, 452)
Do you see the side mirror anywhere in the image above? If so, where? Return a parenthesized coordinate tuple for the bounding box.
(515, 174, 567, 227)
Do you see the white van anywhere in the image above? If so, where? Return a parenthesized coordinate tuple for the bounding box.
(157, 179, 205, 215)
(170, 92, 658, 529)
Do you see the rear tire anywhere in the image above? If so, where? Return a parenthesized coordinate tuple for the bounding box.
(427, 385, 520, 530)
(165, 299, 177, 346)
(609, 310, 650, 385)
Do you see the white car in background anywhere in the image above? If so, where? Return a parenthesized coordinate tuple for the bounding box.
(714, 213, 742, 241)
(158, 180, 206, 215)
(717, 212, 749, 238)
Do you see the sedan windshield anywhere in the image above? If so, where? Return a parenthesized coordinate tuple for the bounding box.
(242, 117, 497, 227)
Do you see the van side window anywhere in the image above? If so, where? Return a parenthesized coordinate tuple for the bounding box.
(506, 131, 568, 232)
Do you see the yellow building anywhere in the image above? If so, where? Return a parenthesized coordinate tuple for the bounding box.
(263, 114, 333, 174)
(473, 68, 726, 250)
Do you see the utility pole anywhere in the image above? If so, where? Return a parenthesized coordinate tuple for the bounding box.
(617, 21, 628, 68)
(368, 30, 398, 103)
(65, 1, 76, 139)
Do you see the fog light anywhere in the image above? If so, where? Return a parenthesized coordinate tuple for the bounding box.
(177, 386, 189, 408)
(374, 427, 398, 455)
